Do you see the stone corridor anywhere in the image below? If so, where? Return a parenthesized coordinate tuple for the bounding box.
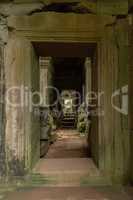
(34, 129, 101, 187)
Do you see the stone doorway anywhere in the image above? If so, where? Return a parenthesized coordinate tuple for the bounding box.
(4, 13, 129, 185)
(5, 39, 104, 184)
(32, 42, 102, 185)
(32, 44, 102, 185)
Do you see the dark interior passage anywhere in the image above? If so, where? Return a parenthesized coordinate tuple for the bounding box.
(50, 57, 86, 129)
(53, 57, 85, 95)
(39, 56, 91, 159)
(34, 42, 96, 57)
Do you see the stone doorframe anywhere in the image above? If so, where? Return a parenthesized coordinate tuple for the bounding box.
(5, 13, 129, 184)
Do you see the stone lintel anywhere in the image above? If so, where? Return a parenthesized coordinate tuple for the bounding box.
(7, 13, 115, 42)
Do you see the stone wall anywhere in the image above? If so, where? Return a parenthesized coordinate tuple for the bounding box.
(0, 15, 8, 178)
(114, 18, 129, 183)
(129, 15, 133, 182)
(0, 42, 6, 178)
(99, 18, 129, 184)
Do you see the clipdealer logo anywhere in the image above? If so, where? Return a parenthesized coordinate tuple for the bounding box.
(3, 85, 128, 116)
(111, 85, 128, 115)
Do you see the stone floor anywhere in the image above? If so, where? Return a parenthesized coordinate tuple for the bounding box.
(34, 158, 100, 176)
(2, 186, 133, 200)
(45, 129, 89, 158)
(1, 129, 133, 199)
(33, 129, 103, 186)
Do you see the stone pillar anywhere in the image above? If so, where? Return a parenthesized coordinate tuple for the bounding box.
(84, 57, 91, 99)
(5, 37, 29, 176)
(40, 57, 53, 106)
(5, 37, 40, 176)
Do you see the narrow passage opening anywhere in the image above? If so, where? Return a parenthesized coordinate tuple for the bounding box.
(33, 42, 100, 180)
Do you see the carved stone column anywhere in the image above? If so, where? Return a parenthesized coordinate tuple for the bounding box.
(84, 57, 91, 102)
(5, 37, 40, 175)
(40, 57, 53, 106)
